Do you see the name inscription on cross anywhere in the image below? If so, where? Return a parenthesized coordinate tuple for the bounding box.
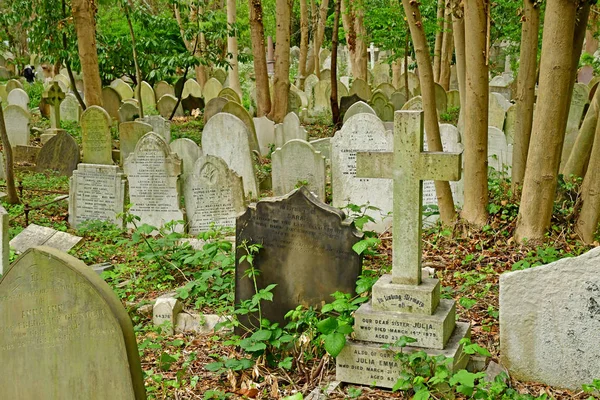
(356, 110, 462, 286)
(43, 81, 66, 130)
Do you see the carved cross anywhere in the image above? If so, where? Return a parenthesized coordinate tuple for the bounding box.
(43, 82, 65, 129)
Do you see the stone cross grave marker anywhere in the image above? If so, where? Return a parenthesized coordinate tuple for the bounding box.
(43, 82, 65, 129)
(356, 110, 461, 285)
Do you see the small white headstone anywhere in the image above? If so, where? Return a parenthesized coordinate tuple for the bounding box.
(272, 139, 326, 199)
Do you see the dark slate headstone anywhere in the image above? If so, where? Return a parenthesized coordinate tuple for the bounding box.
(340, 93, 366, 122)
(235, 187, 363, 327)
(35, 131, 80, 176)
(0, 247, 146, 399)
(182, 95, 205, 113)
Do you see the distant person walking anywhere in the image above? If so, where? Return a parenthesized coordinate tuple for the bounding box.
(23, 65, 35, 83)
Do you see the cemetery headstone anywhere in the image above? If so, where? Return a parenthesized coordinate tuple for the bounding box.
(138, 81, 156, 110)
(500, 246, 600, 390)
(181, 95, 205, 114)
(203, 78, 223, 103)
(137, 115, 171, 143)
(10, 224, 83, 254)
(311, 80, 332, 117)
(182, 79, 202, 99)
(4, 104, 31, 147)
(218, 87, 241, 104)
(202, 113, 259, 197)
(222, 101, 260, 153)
(235, 187, 363, 327)
(390, 91, 408, 110)
(374, 83, 395, 99)
(123, 132, 184, 231)
(212, 69, 227, 84)
(274, 112, 308, 148)
(504, 104, 516, 145)
(155, 81, 175, 100)
(369, 91, 394, 121)
(488, 92, 508, 130)
(119, 121, 153, 165)
(81, 106, 113, 164)
(35, 131, 80, 176)
(60, 93, 82, 123)
(434, 83, 447, 116)
(343, 101, 376, 123)
(170, 138, 202, 183)
(204, 97, 228, 124)
(7, 88, 30, 110)
(157, 94, 184, 118)
(401, 95, 423, 111)
(372, 63, 391, 86)
(6, 79, 23, 93)
(272, 139, 326, 199)
(0, 206, 6, 275)
(184, 155, 245, 234)
(339, 93, 366, 121)
(447, 89, 460, 109)
(68, 164, 126, 228)
(561, 82, 589, 171)
(102, 87, 122, 120)
(254, 116, 276, 156)
(0, 247, 146, 399)
(488, 126, 512, 174)
(350, 78, 371, 101)
(119, 102, 140, 123)
(111, 78, 134, 100)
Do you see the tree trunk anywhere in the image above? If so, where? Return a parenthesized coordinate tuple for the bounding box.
(564, 86, 600, 177)
(305, 0, 318, 75)
(249, 0, 272, 116)
(511, 0, 540, 191)
(125, 1, 144, 118)
(401, 0, 457, 225)
(0, 105, 19, 205)
(575, 118, 600, 243)
(433, 0, 445, 83)
(585, 8, 599, 55)
(313, 0, 330, 78)
(462, 0, 489, 227)
(61, 0, 86, 110)
(72, 0, 103, 107)
(268, 0, 292, 123)
(341, 0, 368, 81)
(515, 0, 578, 242)
(298, 0, 309, 89)
(451, 0, 466, 132)
(439, 7, 454, 91)
(227, 0, 242, 97)
(330, 0, 341, 127)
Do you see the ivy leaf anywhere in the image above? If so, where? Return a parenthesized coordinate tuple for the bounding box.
(316, 317, 338, 335)
(324, 332, 346, 357)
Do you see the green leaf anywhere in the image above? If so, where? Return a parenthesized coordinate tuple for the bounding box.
(278, 357, 293, 370)
(242, 342, 267, 352)
(316, 317, 338, 335)
(324, 332, 346, 357)
(205, 362, 224, 372)
(459, 297, 477, 309)
(336, 323, 353, 335)
(159, 352, 178, 371)
(251, 329, 272, 341)
(413, 389, 431, 400)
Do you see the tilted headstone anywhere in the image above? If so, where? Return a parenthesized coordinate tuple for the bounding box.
(69, 164, 126, 228)
(272, 139, 326, 199)
(170, 138, 202, 183)
(218, 87, 241, 104)
(6, 79, 23, 93)
(111, 78, 134, 100)
(4, 104, 31, 147)
(81, 106, 113, 165)
(235, 187, 363, 327)
(254, 116, 276, 156)
(10, 224, 83, 254)
(203, 78, 223, 103)
(7, 88, 30, 110)
(138, 81, 156, 110)
(119, 121, 153, 165)
(182, 79, 202, 99)
(136, 115, 171, 143)
(35, 131, 80, 176)
(401, 95, 423, 111)
(204, 97, 228, 124)
(350, 78, 371, 101)
(339, 93, 366, 121)
(488, 92, 508, 130)
(488, 126, 512, 174)
(60, 93, 82, 123)
(447, 89, 460, 109)
(184, 155, 246, 234)
(222, 101, 259, 153)
(332, 113, 393, 233)
(123, 132, 184, 231)
(274, 112, 308, 148)
(343, 101, 376, 123)
(369, 91, 394, 121)
(119, 102, 140, 123)
(500, 247, 600, 390)
(155, 81, 175, 100)
(212, 69, 227, 84)
(202, 113, 259, 197)
(434, 83, 447, 116)
(102, 87, 122, 121)
(0, 247, 146, 399)
(561, 82, 589, 171)
(157, 94, 184, 118)
(336, 111, 469, 388)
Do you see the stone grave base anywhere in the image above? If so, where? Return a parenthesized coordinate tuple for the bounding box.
(336, 322, 471, 389)
(353, 299, 456, 349)
(371, 274, 440, 314)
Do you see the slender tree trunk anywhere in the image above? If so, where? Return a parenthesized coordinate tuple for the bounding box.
(249, 0, 272, 116)
(313, 0, 330, 78)
(298, 0, 309, 89)
(462, 0, 489, 227)
(72, 0, 103, 107)
(331, 0, 341, 127)
(585, 8, 599, 55)
(433, 0, 444, 83)
(511, 0, 540, 191)
(515, 0, 578, 242)
(227, 0, 242, 97)
(125, 1, 144, 118)
(404, 33, 409, 100)
(576, 118, 600, 243)
(564, 86, 600, 177)
(0, 106, 19, 204)
(392, 58, 401, 89)
(305, 0, 318, 74)
(401, 0, 457, 225)
(439, 7, 454, 91)
(341, 0, 368, 81)
(61, 0, 86, 110)
(451, 0, 466, 131)
(269, 0, 292, 122)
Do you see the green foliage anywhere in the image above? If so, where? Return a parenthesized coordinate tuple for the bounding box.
(511, 246, 572, 271)
(23, 81, 45, 109)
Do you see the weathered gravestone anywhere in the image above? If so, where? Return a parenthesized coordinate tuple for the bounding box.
(222, 101, 259, 153)
(68, 164, 126, 228)
(9, 224, 83, 254)
(235, 187, 363, 327)
(102, 87, 122, 120)
(254, 116, 276, 156)
(336, 111, 470, 388)
(274, 112, 308, 148)
(203, 78, 223, 103)
(181, 95, 205, 114)
(271, 139, 326, 199)
(218, 87, 241, 104)
(6, 79, 23, 93)
(123, 132, 184, 231)
(401, 95, 423, 111)
(184, 155, 246, 234)
(35, 131, 80, 176)
(155, 81, 175, 100)
(182, 79, 203, 99)
(138, 81, 156, 110)
(350, 78, 371, 101)
(343, 100, 375, 124)
(488, 126, 512, 174)
(561, 82, 589, 171)
(119, 121, 153, 165)
(500, 247, 600, 390)
(369, 91, 394, 121)
(4, 104, 31, 147)
(136, 115, 171, 143)
(81, 106, 113, 164)
(157, 94, 184, 118)
(7, 88, 30, 110)
(331, 113, 392, 233)
(0, 247, 146, 399)
(202, 113, 259, 197)
(111, 78, 134, 100)
(339, 93, 366, 121)
(170, 138, 202, 184)
(60, 93, 82, 123)
(488, 92, 508, 130)
(119, 102, 140, 123)
(204, 97, 229, 124)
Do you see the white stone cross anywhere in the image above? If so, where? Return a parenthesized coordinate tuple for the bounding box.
(369, 42, 379, 70)
(356, 111, 462, 286)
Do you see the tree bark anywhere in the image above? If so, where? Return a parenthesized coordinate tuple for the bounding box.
(330, 0, 341, 127)
(515, 0, 578, 242)
(227, 0, 242, 97)
(462, 0, 489, 227)
(585, 8, 599, 55)
(268, 0, 292, 123)
(61, 0, 86, 110)
(564, 86, 600, 177)
(575, 117, 600, 243)
(249, 0, 272, 116)
(72, 0, 103, 107)
(341, 0, 368, 81)
(305, 0, 318, 75)
(298, 0, 309, 89)
(433, 0, 445, 83)
(313, 0, 330, 78)
(451, 0, 466, 131)
(511, 0, 540, 191)
(125, 1, 144, 118)
(0, 105, 19, 205)
(439, 6, 454, 91)
(401, 0, 457, 225)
